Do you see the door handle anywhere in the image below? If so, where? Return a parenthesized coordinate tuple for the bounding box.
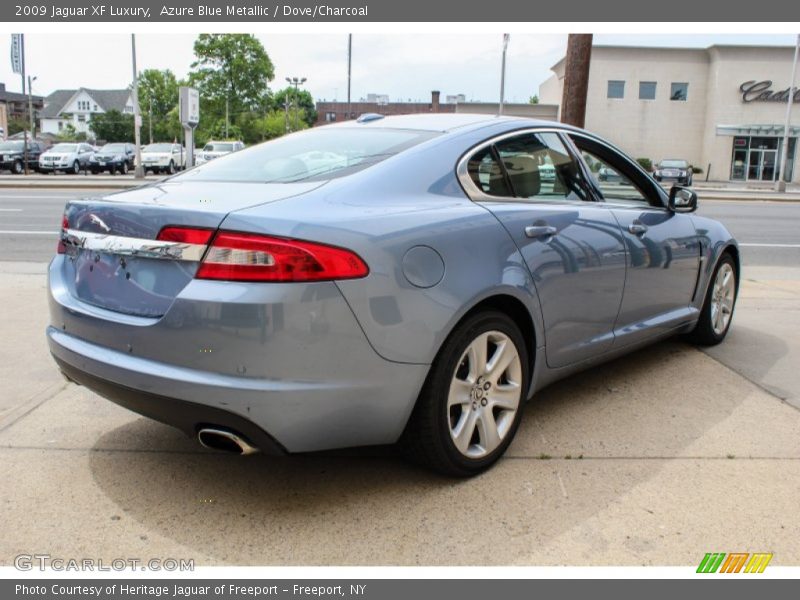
(525, 225, 558, 239)
(628, 222, 648, 235)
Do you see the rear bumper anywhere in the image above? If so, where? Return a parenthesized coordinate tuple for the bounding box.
(47, 256, 430, 453)
(54, 353, 286, 455)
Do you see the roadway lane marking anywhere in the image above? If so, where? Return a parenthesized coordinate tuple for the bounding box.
(0, 230, 55, 235)
(739, 243, 800, 248)
(0, 208, 23, 212)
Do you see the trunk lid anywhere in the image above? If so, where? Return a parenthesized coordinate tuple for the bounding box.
(61, 180, 324, 317)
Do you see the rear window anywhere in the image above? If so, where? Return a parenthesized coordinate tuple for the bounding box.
(177, 127, 439, 183)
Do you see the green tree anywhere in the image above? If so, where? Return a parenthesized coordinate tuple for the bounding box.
(56, 123, 88, 142)
(189, 34, 274, 131)
(528, 95, 540, 105)
(90, 110, 134, 143)
(272, 87, 317, 127)
(137, 69, 180, 142)
(7, 116, 27, 136)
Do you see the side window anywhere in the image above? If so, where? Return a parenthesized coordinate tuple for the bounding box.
(572, 139, 654, 206)
(467, 147, 511, 196)
(494, 132, 587, 201)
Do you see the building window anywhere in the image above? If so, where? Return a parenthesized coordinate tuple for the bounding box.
(77, 115, 86, 123)
(670, 82, 689, 101)
(639, 82, 657, 100)
(58, 121, 63, 131)
(607, 80, 625, 99)
(325, 112, 336, 122)
(93, 104, 98, 111)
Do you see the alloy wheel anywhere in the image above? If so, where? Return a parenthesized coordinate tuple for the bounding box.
(710, 262, 735, 335)
(447, 331, 523, 458)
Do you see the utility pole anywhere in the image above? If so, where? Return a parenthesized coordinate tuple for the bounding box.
(499, 34, 509, 115)
(347, 34, 352, 118)
(776, 34, 800, 192)
(20, 35, 29, 175)
(148, 96, 153, 144)
(27, 75, 36, 140)
(560, 34, 593, 128)
(225, 96, 229, 138)
(130, 34, 144, 178)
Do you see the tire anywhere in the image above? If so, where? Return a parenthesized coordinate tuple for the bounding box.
(71, 161, 80, 175)
(167, 160, 175, 175)
(688, 175, 693, 186)
(687, 254, 737, 346)
(11, 160, 23, 175)
(402, 310, 530, 477)
(90, 168, 99, 175)
(120, 161, 129, 175)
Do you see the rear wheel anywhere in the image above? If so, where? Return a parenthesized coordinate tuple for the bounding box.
(403, 311, 529, 477)
(687, 254, 737, 345)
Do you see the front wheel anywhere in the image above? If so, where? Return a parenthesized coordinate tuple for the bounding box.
(167, 160, 176, 175)
(11, 160, 24, 175)
(71, 161, 80, 175)
(687, 254, 737, 345)
(120, 161, 129, 175)
(402, 311, 529, 477)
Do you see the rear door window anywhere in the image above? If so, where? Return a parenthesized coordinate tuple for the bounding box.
(466, 131, 589, 202)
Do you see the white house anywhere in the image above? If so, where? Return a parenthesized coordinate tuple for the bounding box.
(39, 88, 133, 137)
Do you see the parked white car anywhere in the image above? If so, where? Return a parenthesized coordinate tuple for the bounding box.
(195, 140, 244, 165)
(139, 143, 186, 174)
(38, 143, 95, 174)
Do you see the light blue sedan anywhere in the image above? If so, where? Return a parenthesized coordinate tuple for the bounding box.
(48, 114, 739, 476)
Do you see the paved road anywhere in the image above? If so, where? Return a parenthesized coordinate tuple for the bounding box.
(1, 187, 800, 265)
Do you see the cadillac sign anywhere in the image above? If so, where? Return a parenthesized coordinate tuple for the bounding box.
(740, 80, 800, 103)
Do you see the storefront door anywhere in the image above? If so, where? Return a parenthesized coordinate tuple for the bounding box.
(747, 149, 778, 181)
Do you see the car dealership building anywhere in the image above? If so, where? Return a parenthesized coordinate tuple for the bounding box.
(540, 45, 800, 183)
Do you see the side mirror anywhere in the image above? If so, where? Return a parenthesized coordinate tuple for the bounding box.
(669, 185, 697, 213)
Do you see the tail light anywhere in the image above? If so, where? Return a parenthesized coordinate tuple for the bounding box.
(156, 226, 214, 245)
(196, 231, 369, 282)
(56, 214, 69, 254)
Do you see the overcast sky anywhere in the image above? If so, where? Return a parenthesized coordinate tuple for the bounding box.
(1, 33, 796, 103)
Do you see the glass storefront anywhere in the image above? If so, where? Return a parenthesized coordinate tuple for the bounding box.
(731, 136, 796, 182)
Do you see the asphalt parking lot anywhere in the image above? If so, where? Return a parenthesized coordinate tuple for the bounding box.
(1, 188, 799, 566)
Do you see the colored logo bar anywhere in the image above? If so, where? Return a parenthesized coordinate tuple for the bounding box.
(697, 553, 773, 573)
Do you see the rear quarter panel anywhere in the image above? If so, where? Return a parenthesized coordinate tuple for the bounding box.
(221, 126, 545, 367)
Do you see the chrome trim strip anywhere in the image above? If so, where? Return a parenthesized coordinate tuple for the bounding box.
(61, 228, 208, 262)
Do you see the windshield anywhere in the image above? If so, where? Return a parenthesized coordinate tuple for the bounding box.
(178, 128, 439, 183)
(143, 144, 175, 152)
(50, 144, 78, 153)
(660, 160, 688, 168)
(101, 144, 127, 153)
(204, 143, 235, 152)
(0, 141, 25, 151)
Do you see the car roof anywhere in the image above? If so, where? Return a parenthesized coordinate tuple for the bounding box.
(327, 113, 569, 134)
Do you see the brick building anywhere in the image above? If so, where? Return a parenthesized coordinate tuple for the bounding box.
(316, 90, 455, 125)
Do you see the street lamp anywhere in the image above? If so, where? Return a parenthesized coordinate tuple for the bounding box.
(285, 76, 307, 132)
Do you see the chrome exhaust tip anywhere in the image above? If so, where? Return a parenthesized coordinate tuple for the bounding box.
(197, 428, 260, 456)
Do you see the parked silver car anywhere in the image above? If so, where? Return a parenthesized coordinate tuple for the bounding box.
(39, 142, 95, 174)
(195, 140, 244, 165)
(48, 115, 739, 476)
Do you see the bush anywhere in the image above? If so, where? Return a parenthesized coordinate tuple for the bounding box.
(636, 158, 653, 171)
(692, 166, 703, 174)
